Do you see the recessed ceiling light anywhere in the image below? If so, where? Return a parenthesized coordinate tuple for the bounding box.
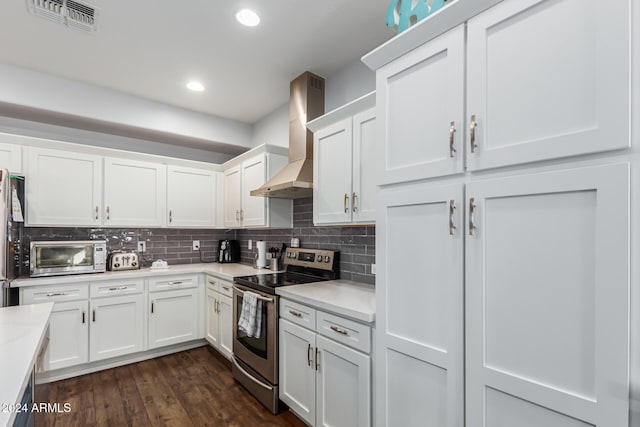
(186, 81, 205, 92)
(236, 9, 260, 27)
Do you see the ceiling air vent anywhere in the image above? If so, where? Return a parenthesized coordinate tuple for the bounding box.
(26, 0, 98, 32)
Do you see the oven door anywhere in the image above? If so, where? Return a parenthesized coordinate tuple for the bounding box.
(232, 283, 278, 385)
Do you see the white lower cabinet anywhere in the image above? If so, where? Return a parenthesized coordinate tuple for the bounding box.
(376, 163, 629, 427)
(279, 300, 371, 427)
(148, 276, 200, 349)
(205, 276, 233, 359)
(44, 300, 89, 371)
(89, 293, 145, 361)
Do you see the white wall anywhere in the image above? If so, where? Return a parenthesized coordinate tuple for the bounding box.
(325, 58, 376, 112)
(251, 103, 289, 148)
(0, 116, 235, 164)
(0, 63, 253, 154)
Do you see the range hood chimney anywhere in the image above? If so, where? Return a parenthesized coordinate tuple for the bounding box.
(250, 71, 325, 199)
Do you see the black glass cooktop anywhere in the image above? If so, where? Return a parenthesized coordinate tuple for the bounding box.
(234, 272, 328, 295)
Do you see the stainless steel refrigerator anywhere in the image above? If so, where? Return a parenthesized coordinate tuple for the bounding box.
(0, 169, 25, 307)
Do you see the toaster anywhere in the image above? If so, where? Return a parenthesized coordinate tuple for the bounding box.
(107, 252, 140, 271)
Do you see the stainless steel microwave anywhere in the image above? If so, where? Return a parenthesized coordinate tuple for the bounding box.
(30, 240, 107, 277)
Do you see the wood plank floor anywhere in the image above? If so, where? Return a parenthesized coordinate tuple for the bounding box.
(34, 346, 307, 427)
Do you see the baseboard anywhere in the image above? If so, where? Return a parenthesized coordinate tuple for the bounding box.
(36, 340, 209, 384)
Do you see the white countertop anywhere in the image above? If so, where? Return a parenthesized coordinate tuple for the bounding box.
(0, 302, 54, 427)
(11, 263, 281, 288)
(276, 280, 375, 323)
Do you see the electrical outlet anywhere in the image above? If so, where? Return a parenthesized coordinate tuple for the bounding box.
(248, 239, 252, 250)
(137, 241, 146, 252)
(371, 263, 376, 275)
(193, 240, 200, 251)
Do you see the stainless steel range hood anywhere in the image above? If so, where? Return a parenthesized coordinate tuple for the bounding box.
(250, 72, 325, 199)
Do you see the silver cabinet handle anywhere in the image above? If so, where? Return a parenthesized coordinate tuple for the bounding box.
(352, 192, 358, 213)
(470, 115, 478, 153)
(330, 325, 349, 336)
(307, 344, 312, 367)
(46, 292, 67, 297)
(450, 121, 457, 157)
(240, 210, 244, 220)
(208, 280, 216, 286)
(92, 309, 96, 322)
(106, 206, 110, 220)
(108, 286, 128, 291)
(168, 281, 184, 285)
(151, 301, 155, 314)
(216, 299, 220, 314)
(169, 209, 172, 223)
(469, 197, 477, 236)
(344, 193, 349, 213)
(315, 347, 320, 371)
(449, 200, 456, 236)
(95, 206, 99, 220)
(82, 311, 86, 324)
(222, 286, 230, 292)
(289, 310, 302, 318)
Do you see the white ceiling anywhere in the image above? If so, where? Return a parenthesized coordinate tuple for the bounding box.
(0, 0, 394, 124)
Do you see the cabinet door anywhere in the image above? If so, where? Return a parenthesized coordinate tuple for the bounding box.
(218, 294, 233, 360)
(279, 319, 316, 426)
(148, 288, 199, 349)
(89, 294, 145, 361)
(352, 108, 376, 224)
(241, 155, 267, 227)
(0, 142, 22, 174)
(376, 183, 464, 427)
(25, 147, 102, 226)
(466, 0, 630, 171)
(466, 164, 629, 426)
(44, 300, 89, 371)
(224, 165, 241, 227)
(167, 166, 217, 227)
(376, 24, 465, 185)
(205, 287, 220, 347)
(103, 157, 166, 227)
(316, 335, 370, 427)
(313, 118, 353, 224)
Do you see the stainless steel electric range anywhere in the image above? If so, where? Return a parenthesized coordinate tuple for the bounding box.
(231, 247, 339, 414)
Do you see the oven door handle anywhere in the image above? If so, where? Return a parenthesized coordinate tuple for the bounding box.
(232, 357, 274, 391)
(232, 285, 274, 303)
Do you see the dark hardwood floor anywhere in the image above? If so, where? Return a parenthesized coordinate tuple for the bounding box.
(34, 346, 307, 427)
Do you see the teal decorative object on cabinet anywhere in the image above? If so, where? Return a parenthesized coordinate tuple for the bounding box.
(386, 0, 449, 34)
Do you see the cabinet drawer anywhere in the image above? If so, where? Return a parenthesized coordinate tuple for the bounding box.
(149, 275, 198, 292)
(317, 311, 371, 354)
(90, 279, 144, 298)
(280, 299, 316, 330)
(217, 279, 233, 297)
(205, 275, 220, 292)
(22, 283, 89, 304)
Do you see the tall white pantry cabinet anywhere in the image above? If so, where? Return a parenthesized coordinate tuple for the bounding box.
(363, 0, 637, 426)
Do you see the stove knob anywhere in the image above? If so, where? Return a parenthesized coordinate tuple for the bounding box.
(324, 256, 331, 263)
(292, 253, 297, 259)
(316, 255, 322, 262)
(114, 263, 120, 268)
(132, 262, 137, 267)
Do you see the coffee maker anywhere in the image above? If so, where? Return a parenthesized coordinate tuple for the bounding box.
(217, 239, 240, 263)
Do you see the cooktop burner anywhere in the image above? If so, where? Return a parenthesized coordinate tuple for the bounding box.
(233, 247, 339, 295)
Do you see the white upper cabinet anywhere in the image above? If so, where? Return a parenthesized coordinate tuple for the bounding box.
(466, 0, 631, 170)
(241, 155, 267, 227)
(26, 146, 103, 226)
(167, 165, 218, 228)
(223, 149, 292, 229)
(310, 93, 376, 225)
(376, 25, 465, 185)
(103, 157, 166, 227)
(466, 163, 629, 426)
(0, 142, 22, 174)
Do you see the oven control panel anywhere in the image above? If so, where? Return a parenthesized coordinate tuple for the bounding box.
(284, 248, 337, 270)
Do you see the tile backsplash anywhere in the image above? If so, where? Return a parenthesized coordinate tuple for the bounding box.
(23, 198, 375, 284)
